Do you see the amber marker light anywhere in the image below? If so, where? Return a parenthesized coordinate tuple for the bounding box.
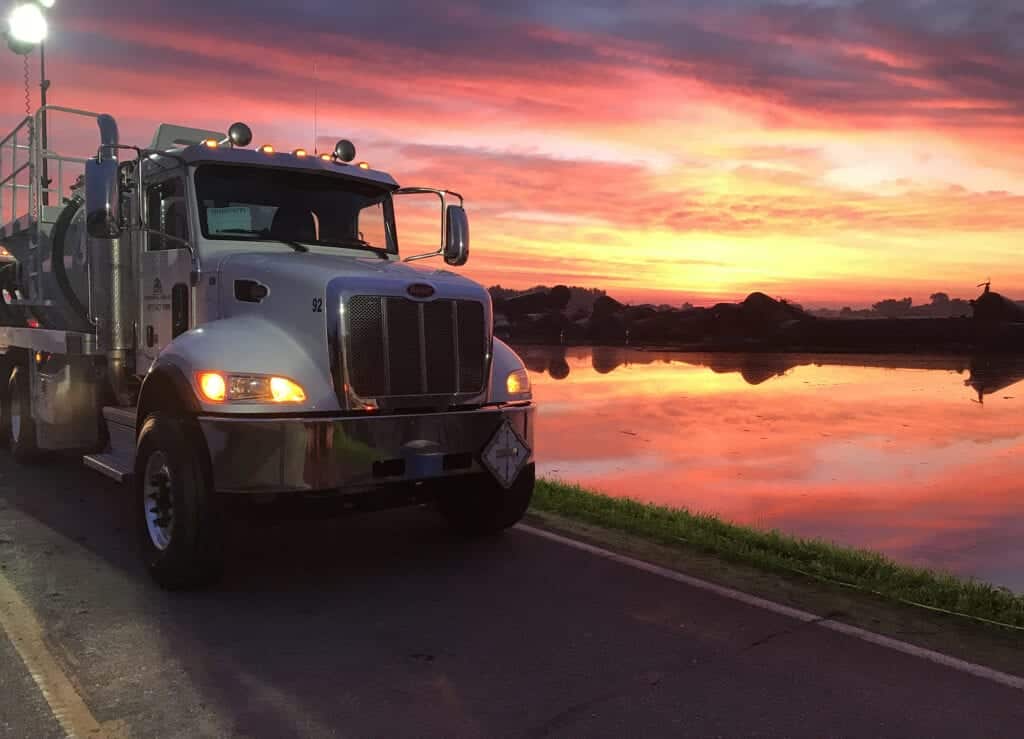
(203, 139, 219, 148)
(269, 377, 306, 403)
(293, 148, 307, 157)
(197, 372, 227, 402)
(258, 144, 275, 154)
(506, 369, 530, 395)
(357, 161, 370, 169)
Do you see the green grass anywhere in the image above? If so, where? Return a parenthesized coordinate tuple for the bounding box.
(532, 479, 1024, 629)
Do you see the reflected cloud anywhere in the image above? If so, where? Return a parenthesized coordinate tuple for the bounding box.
(527, 347, 1024, 591)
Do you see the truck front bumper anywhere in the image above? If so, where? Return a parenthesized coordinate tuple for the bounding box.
(198, 404, 534, 494)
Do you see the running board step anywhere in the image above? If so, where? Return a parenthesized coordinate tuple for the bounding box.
(83, 452, 134, 484)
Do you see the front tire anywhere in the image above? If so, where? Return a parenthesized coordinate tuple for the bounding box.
(136, 413, 224, 590)
(7, 365, 39, 462)
(439, 463, 535, 536)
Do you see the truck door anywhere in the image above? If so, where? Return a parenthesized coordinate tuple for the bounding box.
(139, 174, 193, 367)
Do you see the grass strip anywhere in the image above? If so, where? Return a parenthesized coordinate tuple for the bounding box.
(532, 479, 1024, 629)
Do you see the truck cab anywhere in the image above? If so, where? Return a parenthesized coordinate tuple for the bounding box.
(0, 108, 535, 589)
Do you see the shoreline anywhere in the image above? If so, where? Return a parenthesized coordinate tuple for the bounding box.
(528, 479, 1024, 677)
(510, 340, 1024, 357)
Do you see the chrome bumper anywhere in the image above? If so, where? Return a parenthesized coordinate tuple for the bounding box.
(198, 404, 534, 494)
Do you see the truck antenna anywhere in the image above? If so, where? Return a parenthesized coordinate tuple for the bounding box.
(313, 60, 319, 155)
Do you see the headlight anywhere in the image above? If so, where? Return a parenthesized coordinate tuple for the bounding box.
(197, 372, 306, 403)
(506, 368, 531, 396)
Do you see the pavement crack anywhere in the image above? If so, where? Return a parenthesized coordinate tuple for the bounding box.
(527, 688, 622, 738)
(741, 614, 832, 652)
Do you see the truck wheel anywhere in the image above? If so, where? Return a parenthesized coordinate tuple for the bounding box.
(135, 413, 224, 590)
(7, 366, 39, 462)
(439, 463, 535, 536)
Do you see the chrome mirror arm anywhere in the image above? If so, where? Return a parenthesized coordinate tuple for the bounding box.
(395, 187, 463, 263)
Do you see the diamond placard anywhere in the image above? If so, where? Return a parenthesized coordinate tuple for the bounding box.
(481, 419, 531, 489)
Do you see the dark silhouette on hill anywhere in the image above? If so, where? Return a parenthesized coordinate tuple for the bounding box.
(491, 283, 1024, 353)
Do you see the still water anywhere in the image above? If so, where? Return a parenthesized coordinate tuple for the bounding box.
(518, 346, 1024, 592)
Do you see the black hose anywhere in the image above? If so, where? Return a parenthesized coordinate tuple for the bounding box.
(51, 196, 91, 327)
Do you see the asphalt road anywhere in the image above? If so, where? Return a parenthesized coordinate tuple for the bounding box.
(0, 452, 1021, 739)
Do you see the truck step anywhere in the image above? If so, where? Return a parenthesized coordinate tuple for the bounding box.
(102, 406, 136, 466)
(83, 451, 134, 484)
(103, 406, 136, 428)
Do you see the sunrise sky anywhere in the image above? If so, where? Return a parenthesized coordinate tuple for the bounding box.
(3, 0, 1023, 308)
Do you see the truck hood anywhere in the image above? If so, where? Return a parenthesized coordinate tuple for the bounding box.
(217, 251, 490, 308)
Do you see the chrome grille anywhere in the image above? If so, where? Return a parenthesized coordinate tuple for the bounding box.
(345, 296, 487, 399)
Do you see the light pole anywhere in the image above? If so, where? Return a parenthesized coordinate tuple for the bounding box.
(6, 0, 54, 205)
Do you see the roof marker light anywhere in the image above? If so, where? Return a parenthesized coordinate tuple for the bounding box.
(203, 138, 218, 148)
(357, 161, 370, 169)
(319, 153, 332, 161)
(293, 148, 308, 157)
(258, 144, 275, 154)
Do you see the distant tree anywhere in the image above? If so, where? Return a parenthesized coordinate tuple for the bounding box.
(930, 292, 950, 307)
(681, 302, 695, 311)
(872, 297, 913, 318)
(950, 298, 972, 317)
(549, 285, 572, 310)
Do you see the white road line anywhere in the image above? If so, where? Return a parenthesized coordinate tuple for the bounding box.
(518, 524, 1024, 693)
(0, 568, 108, 738)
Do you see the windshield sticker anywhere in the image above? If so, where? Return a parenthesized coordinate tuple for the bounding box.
(207, 206, 252, 234)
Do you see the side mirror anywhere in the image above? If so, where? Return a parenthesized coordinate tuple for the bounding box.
(85, 156, 122, 239)
(396, 187, 468, 264)
(444, 205, 469, 266)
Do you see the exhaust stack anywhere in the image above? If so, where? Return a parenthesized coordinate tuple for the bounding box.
(88, 114, 135, 404)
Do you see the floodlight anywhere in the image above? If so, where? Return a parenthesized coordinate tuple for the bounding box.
(7, 3, 48, 47)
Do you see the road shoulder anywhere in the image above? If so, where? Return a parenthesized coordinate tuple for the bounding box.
(524, 510, 1024, 680)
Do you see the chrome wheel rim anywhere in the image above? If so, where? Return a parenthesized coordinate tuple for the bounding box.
(144, 451, 173, 551)
(10, 391, 21, 443)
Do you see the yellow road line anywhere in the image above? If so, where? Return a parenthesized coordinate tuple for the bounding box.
(0, 568, 108, 738)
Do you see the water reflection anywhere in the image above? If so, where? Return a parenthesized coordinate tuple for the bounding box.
(518, 345, 1024, 403)
(518, 345, 1024, 591)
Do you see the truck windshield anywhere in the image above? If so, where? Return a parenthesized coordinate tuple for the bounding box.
(194, 165, 396, 255)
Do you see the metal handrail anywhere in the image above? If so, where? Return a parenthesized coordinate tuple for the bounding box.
(30, 105, 102, 218)
(0, 116, 31, 149)
(0, 163, 31, 188)
(0, 105, 109, 308)
(0, 116, 34, 229)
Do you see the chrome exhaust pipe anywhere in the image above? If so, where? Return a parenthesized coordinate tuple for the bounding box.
(90, 114, 135, 404)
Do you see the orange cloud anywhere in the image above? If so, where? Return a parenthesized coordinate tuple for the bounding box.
(2, 1, 1022, 307)
(527, 348, 1024, 587)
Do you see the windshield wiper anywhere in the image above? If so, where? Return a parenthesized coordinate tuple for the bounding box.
(323, 238, 390, 260)
(216, 228, 308, 253)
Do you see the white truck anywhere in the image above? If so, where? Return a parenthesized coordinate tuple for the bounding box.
(0, 106, 535, 589)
